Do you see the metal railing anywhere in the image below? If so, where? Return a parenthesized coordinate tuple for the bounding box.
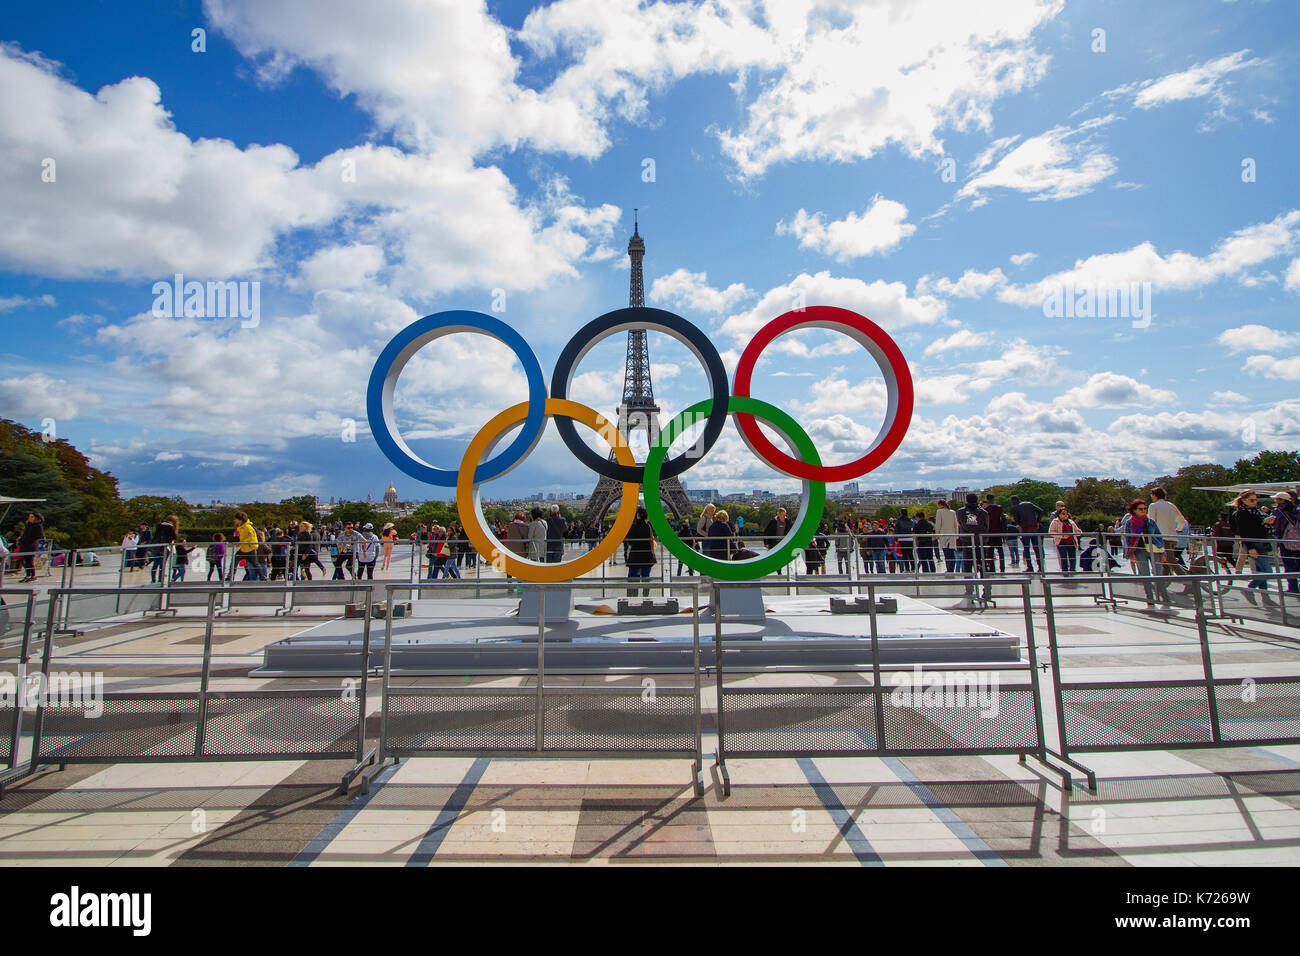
(365, 580, 705, 796)
(708, 576, 1068, 793)
(1040, 571, 1300, 791)
(5, 584, 377, 795)
(1, 568, 1298, 801)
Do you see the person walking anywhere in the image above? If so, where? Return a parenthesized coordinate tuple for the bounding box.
(527, 507, 548, 563)
(503, 511, 530, 561)
(913, 510, 936, 572)
(545, 505, 567, 563)
(1149, 487, 1189, 570)
(230, 510, 266, 581)
(1050, 508, 1083, 575)
(676, 517, 696, 576)
(148, 515, 176, 583)
(121, 528, 138, 574)
(1272, 491, 1300, 594)
(1233, 490, 1276, 600)
(205, 533, 226, 581)
(1117, 499, 1170, 606)
(934, 500, 959, 572)
(956, 493, 991, 601)
(357, 523, 380, 580)
(705, 509, 734, 561)
(983, 494, 1006, 572)
(1010, 495, 1044, 573)
(296, 522, 326, 580)
(381, 523, 397, 571)
(624, 506, 657, 597)
(332, 521, 362, 580)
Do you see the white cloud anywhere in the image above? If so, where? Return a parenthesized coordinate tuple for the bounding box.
(1010, 252, 1037, 267)
(1209, 390, 1248, 405)
(1245, 355, 1300, 381)
(719, 272, 946, 345)
(1285, 258, 1300, 292)
(1106, 49, 1264, 114)
(917, 268, 1007, 299)
(776, 196, 915, 261)
(1217, 324, 1300, 353)
(997, 208, 1300, 306)
(1058, 372, 1176, 408)
(958, 117, 1117, 204)
(923, 329, 991, 355)
(711, 0, 1062, 178)
(291, 243, 385, 292)
(0, 45, 620, 294)
(0, 372, 99, 420)
(0, 293, 55, 313)
(648, 268, 752, 314)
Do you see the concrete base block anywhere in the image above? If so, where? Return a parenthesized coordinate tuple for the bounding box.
(517, 588, 572, 624)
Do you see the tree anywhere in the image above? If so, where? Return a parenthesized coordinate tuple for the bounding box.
(0, 450, 83, 545)
(124, 495, 195, 530)
(1065, 477, 1139, 517)
(1232, 450, 1300, 485)
(280, 495, 319, 524)
(993, 479, 1068, 513)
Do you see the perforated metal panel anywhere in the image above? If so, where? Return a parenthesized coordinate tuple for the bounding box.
(542, 692, 694, 752)
(1213, 679, 1300, 742)
(721, 690, 878, 753)
(39, 693, 199, 760)
(881, 685, 1039, 751)
(0, 693, 15, 768)
(384, 690, 534, 752)
(201, 692, 359, 756)
(1061, 683, 1213, 750)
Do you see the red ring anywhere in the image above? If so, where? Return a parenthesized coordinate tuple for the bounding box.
(732, 306, 913, 482)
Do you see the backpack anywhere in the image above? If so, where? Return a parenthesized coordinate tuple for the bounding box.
(206, 543, 221, 562)
(1279, 508, 1300, 548)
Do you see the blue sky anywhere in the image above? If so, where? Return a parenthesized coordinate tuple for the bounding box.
(1, 0, 1298, 505)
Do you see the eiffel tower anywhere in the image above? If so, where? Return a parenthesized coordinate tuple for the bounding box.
(581, 211, 692, 524)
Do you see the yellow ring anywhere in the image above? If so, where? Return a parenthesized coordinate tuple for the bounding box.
(456, 398, 639, 583)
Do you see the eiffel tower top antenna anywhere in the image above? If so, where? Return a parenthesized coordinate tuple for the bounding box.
(623, 209, 654, 409)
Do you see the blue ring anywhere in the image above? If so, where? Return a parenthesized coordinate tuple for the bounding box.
(366, 311, 547, 487)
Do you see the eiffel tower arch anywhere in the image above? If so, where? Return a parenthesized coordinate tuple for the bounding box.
(582, 211, 692, 525)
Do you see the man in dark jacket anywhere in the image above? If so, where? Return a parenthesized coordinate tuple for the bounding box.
(956, 494, 991, 601)
(18, 512, 44, 583)
(983, 493, 1006, 572)
(545, 505, 567, 563)
(763, 507, 790, 549)
(624, 507, 656, 597)
(1009, 495, 1044, 573)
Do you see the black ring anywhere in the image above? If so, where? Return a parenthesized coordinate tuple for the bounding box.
(550, 307, 730, 483)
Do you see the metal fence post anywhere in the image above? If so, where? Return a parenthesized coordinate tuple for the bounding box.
(194, 590, 218, 756)
(535, 586, 545, 753)
(1039, 577, 1070, 760)
(867, 582, 887, 752)
(27, 595, 60, 774)
(1192, 582, 1222, 745)
(5, 592, 36, 770)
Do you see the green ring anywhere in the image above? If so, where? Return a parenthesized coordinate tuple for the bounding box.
(644, 396, 826, 580)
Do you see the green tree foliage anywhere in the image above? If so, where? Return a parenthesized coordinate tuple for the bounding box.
(0, 450, 82, 545)
(1065, 477, 1139, 517)
(123, 495, 195, 531)
(1232, 450, 1300, 484)
(279, 495, 319, 524)
(0, 418, 125, 546)
(986, 478, 1067, 513)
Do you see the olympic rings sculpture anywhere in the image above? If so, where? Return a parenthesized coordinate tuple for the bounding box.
(367, 304, 913, 583)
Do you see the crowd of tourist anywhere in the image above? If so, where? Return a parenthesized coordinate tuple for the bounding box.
(4, 486, 1298, 598)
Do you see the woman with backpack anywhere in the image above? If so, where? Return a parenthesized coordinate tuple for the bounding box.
(205, 533, 226, 581)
